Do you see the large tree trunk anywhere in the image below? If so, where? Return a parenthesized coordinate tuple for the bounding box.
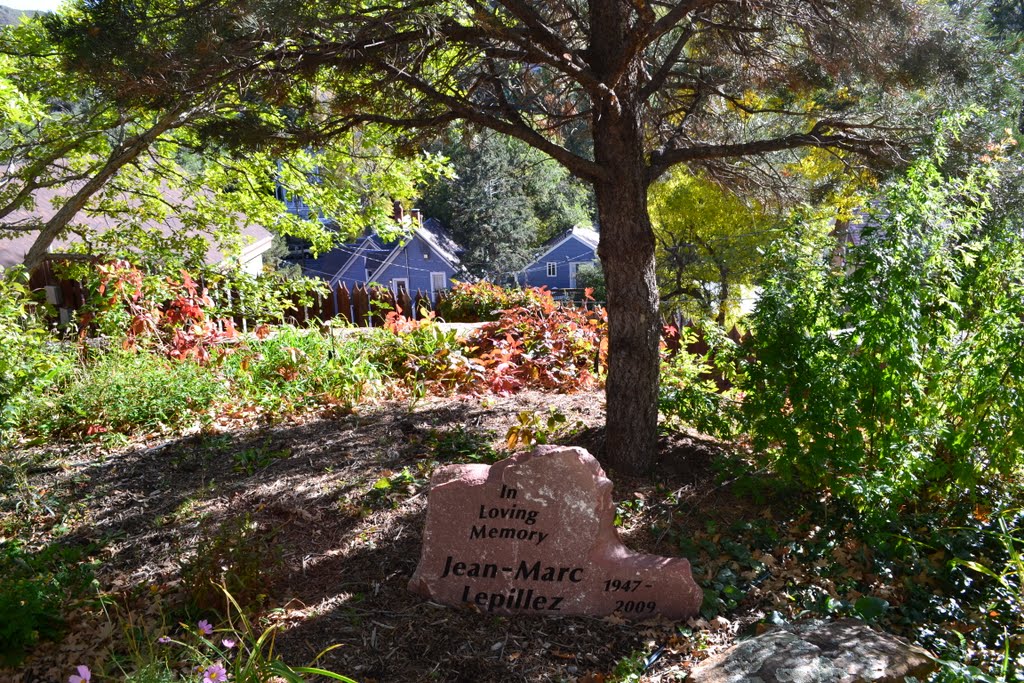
(590, 0, 661, 474)
(595, 175, 661, 475)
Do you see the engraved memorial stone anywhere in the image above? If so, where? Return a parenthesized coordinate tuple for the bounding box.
(409, 445, 702, 618)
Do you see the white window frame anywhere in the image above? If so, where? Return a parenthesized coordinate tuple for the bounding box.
(569, 262, 583, 288)
(430, 271, 447, 297)
(392, 277, 410, 294)
(547, 262, 557, 277)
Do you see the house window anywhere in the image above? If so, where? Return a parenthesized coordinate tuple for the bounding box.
(430, 272, 447, 295)
(547, 262, 557, 277)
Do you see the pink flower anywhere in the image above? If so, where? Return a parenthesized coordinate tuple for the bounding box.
(157, 635, 171, 644)
(203, 661, 228, 683)
(197, 619, 213, 636)
(69, 665, 91, 683)
(221, 638, 236, 649)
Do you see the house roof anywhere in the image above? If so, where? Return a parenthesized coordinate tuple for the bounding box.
(367, 218, 463, 283)
(526, 225, 600, 269)
(419, 217, 463, 267)
(0, 182, 274, 270)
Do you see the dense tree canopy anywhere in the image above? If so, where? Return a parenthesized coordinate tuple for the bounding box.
(649, 170, 776, 325)
(420, 131, 592, 279)
(44, 0, 979, 473)
(0, 18, 439, 276)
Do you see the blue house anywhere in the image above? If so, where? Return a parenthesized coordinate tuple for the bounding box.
(291, 208, 464, 300)
(517, 226, 600, 290)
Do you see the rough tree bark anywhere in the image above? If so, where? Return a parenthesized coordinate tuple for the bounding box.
(590, 0, 661, 473)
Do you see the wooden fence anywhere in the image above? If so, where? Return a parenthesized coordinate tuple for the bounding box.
(27, 261, 748, 354)
(220, 282, 446, 331)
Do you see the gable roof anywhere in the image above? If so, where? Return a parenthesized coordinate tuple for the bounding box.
(319, 233, 386, 286)
(526, 225, 600, 269)
(0, 182, 273, 270)
(419, 217, 462, 266)
(367, 218, 463, 283)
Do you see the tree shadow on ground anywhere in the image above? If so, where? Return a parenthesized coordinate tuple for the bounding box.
(15, 390, 760, 682)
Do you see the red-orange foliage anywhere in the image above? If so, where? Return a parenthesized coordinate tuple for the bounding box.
(84, 261, 235, 363)
(466, 288, 607, 393)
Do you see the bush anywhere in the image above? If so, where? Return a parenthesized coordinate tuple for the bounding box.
(221, 325, 384, 411)
(0, 266, 72, 440)
(466, 288, 606, 392)
(366, 312, 481, 395)
(436, 281, 544, 322)
(742, 139, 1024, 514)
(659, 325, 741, 439)
(18, 349, 226, 438)
(573, 263, 606, 301)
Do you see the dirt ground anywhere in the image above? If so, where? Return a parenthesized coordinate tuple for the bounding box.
(5, 390, 762, 683)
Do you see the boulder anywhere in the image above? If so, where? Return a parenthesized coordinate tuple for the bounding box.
(687, 618, 937, 683)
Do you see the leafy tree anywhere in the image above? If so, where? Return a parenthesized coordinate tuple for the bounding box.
(420, 131, 591, 279)
(649, 170, 777, 325)
(0, 17, 438, 277)
(743, 122, 1024, 514)
(49, 0, 977, 473)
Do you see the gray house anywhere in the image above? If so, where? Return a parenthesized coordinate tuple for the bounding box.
(517, 226, 599, 290)
(286, 200, 464, 299)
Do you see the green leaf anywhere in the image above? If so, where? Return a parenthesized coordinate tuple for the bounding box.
(853, 596, 889, 620)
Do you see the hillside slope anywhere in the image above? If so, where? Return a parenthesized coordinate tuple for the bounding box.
(0, 4, 40, 25)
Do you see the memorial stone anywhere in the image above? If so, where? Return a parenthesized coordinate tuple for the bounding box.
(409, 446, 702, 619)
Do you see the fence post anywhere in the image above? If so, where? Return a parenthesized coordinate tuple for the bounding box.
(397, 284, 412, 319)
(414, 289, 431, 319)
(370, 286, 396, 327)
(353, 284, 370, 327)
(336, 282, 352, 324)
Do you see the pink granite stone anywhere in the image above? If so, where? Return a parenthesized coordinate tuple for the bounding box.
(408, 445, 702, 619)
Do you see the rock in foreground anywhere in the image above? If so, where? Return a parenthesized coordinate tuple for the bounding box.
(687, 618, 937, 683)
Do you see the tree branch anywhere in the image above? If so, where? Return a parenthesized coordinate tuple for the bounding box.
(379, 65, 608, 182)
(647, 125, 894, 182)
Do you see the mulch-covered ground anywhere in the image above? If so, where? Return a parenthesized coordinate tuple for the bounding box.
(4, 390, 769, 683)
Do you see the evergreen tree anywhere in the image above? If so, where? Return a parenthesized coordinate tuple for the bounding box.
(421, 131, 591, 279)
(49, 0, 980, 473)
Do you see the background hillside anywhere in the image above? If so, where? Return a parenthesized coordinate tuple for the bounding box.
(0, 4, 40, 25)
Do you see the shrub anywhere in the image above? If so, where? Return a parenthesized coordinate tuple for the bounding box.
(466, 288, 606, 392)
(659, 325, 741, 440)
(17, 348, 225, 438)
(0, 266, 72, 440)
(221, 325, 385, 411)
(742, 137, 1024, 514)
(436, 281, 544, 322)
(573, 263, 606, 301)
(366, 311, 481, 394)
